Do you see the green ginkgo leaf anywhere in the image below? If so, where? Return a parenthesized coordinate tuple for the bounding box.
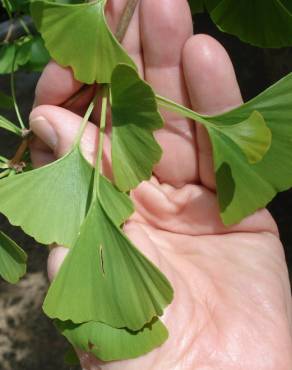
(43, 182, 173, 330)
(0, 147, 93, 246)
(56, 317, 168, 362)
(205, 0, 292, 48)
(31, 0, 136, 83)
(215, 110, 272, 164)
(111, 64, 163, 191)
(22, 35, 50, 72)
(0, 115, 22, 136)
(207, 73, 292, 224)
(0, 39, 32, 74)
(0, 231, 27, 284)
(99, 175, 134, 226)
(0, 92, 13, 110)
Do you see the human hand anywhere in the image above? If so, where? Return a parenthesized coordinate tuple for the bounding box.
(29, 0, 292, 369)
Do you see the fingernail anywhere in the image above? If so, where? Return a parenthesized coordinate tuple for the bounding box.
(29, 116, 58, 150)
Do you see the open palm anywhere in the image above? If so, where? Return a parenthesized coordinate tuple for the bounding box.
(29, 0, 292, 369)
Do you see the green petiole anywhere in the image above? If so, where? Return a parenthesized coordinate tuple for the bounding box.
(10, 49, 25, 129)
(0, 169, 10, 178)
(0, 155, 8, 163)
(73, 91, 99, 148)
(155, 94, 212, 127)
(94, 84, 109, 197)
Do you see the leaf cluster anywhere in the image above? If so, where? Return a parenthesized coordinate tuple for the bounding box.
(0, 0, 292, 365)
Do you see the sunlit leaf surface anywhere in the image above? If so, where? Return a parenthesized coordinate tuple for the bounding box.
(99, 175, 134, 226)
(44, 176, 173, 330)
(111, 64, 163, 191)
(207, 73, 292, 224)
(31, 0, 135, 83)
(0, 147, 93, 246)
(56, 317, 168, 361)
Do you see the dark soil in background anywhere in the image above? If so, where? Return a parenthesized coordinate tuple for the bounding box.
(0, 12, 291, 370)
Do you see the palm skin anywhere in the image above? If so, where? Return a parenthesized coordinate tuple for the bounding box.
(29, 0, 292, 369)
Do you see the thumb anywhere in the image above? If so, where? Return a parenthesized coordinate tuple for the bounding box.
(29, 105, 101, 165)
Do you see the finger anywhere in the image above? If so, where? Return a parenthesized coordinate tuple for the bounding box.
(34, 61, 84, 107)
(29, 105, 112, 178)
(182, 34, 243, 190)
(106, 0, 144, 76)
(29, 137, 56, 168)
(141, 0, 197, 187)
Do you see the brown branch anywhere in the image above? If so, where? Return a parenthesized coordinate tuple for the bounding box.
(9, 130, 32, 172)
(115, 0, 139, 42)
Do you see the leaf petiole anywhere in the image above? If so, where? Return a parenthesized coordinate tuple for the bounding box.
(10, 48, 25, 129)
(93, 84, 109, 197)
(18, 17, 32, 37)
(155, 94, 211, 127)
(0, 169, 10, 178)
(0, 155, 8, 163)
(73, 92, 99, 148)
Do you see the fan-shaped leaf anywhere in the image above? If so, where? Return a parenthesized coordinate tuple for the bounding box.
(0, 147, 93, 246)
(0, 39, 32, 74)
(99, 175, 134, 226)
(0, 231, 27, 284)
(205, 0, 292, 48)
(43, 177, 173, 330)
(31, 0, 135, 83)
(215, 110, 271, 164)
(23, 35, 50, 72)
(207, 73, 292, 224)
(56, 317, 168, 362)
(111, 64, 163, 191)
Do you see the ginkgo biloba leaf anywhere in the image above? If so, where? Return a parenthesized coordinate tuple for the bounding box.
(0, 92, 13, 110)
(43, 197, 173, 330)
(207, 73, 292, 224)
(23, 35, 50, 72)
(156, 95, 271, 165)
(0, 115, 22, 136)
(0, 147, 93, 246)
(0, 231, 27, 284)
(214, 110, 272, 164)
(111, 64, 163, 191)
(205, 0, 292, 48)
(0, 39, 32, 74)
(56, 317, 168, 362)
(99, 175, 134, 226)
(31, 0, 136, 83)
